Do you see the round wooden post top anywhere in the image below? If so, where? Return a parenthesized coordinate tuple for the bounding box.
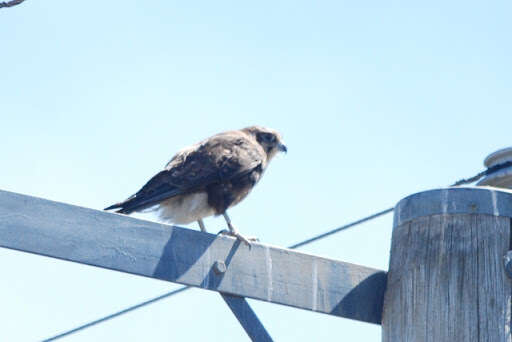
(394, 186, 512, 228)
(385, 186, 512, 342)
(477, 147, 512, 188)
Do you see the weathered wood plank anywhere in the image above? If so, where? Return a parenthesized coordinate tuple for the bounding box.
(0, 189, 386, 324)
(383, 187, 512, 341)
(221, 294, 274, 342)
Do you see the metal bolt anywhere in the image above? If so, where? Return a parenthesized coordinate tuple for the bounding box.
(213, 260, 227, 275)
(503, 251, 512, 279)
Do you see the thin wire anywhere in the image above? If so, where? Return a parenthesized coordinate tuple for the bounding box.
(42, 160, 512, 341)
(451, 160, 512, 186)
(287, 207, 394, 249)
(285, 161, 512, 249)
(0, 0, 26, 8)
(42, 287, 189, 342)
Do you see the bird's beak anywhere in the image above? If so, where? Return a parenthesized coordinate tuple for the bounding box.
(278, 143, 288, 153)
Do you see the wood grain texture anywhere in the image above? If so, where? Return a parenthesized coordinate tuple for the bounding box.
(383, 186, 512, 341)
(0, 189, 386, 324)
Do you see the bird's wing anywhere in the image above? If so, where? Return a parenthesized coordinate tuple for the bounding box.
(106, 131, 265, 213)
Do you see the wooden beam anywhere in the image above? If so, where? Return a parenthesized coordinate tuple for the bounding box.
(221, 294, 274, 342)
(0, 189, 386, 324)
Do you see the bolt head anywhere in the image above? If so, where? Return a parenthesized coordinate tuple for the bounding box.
(213, 260, 227, 275)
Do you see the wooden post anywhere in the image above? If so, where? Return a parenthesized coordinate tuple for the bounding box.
(382, 187, 512, 341)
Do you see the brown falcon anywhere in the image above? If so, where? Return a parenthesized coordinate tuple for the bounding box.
(104, 126, 287, 245)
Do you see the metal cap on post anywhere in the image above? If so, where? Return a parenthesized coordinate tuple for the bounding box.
(382, 187, 512, 342)
(477, 147, 512, 188)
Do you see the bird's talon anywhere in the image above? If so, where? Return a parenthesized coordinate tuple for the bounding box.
(233, 233, 252, 247)
(217, 230, 255, 247)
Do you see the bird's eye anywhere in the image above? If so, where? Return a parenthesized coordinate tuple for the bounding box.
(260, 133, 275, 143)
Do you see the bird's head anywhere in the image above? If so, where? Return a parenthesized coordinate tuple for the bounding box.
(243, 126, 287, 160)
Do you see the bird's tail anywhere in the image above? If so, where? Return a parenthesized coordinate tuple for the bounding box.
(104, 170, 181, 214)
(104, 195, 139, 214)
(104, 188, 178, 214)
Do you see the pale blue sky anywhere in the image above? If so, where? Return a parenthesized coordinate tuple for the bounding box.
(1, 1, 511, 341)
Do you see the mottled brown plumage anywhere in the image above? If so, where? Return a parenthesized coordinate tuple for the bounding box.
(105, 126, 286, 244)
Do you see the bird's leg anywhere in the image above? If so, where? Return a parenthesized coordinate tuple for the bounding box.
(197, 219, 206, 232)
(220, 212, 258, 246)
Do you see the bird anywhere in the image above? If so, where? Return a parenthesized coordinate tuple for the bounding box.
(104, 125, 287, 245)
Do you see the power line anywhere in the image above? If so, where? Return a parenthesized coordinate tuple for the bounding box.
(42, 287, 189, 342)
(42, 160, 512, 341)
(287, 207, 394, 249)
(0, 0, 26, 9)
(451, 160, 512, 186)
